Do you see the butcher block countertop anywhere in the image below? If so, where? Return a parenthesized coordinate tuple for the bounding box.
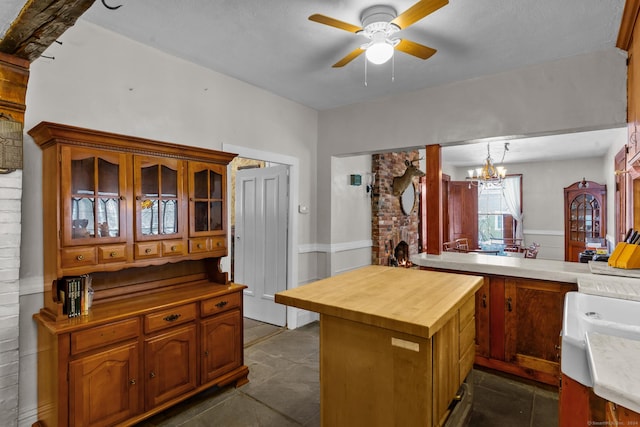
(275, 265, 483, 339)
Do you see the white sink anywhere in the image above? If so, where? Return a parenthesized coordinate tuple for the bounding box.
(561, 291, 640, 386)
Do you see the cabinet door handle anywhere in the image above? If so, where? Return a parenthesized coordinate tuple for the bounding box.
(482, 294, 487, 308)
(76, 255, 84, 261)
(145, 248, 152, 254)
(204, 350, 209, 356)
(149, 371, 156, 379)
(129, 379, 136, 385)
(507, 297, 512, 312)
(215, 301, 228, 309)
(163, 313, 181, 322)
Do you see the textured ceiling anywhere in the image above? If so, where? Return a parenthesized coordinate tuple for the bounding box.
(75, 0, 626, 111)
(0, 0, 628, 160)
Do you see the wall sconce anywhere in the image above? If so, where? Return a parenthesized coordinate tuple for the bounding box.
(0, 114, 23, 174)
(365, 172, 376, 197)
(350, 174, 362, 186)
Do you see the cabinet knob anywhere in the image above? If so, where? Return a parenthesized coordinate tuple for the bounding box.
(130, 379, 136, 385)
(149, 371, 156, 379)
(110, 251, 117, 258)
(119, 196, 125, 201)
(216, 241, 221, 247)
(171, 245, 177, 251)
(145, 248, 152, 254)
(76, 255, 84, 261)
(197, 243, 204, 249)
(204, 350, 209, 356)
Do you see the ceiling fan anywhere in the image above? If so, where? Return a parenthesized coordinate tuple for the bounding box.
(309, 0, 448, 68)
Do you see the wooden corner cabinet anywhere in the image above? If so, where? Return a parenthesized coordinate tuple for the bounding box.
(29, 122, 248, 427)
(564, 180, 606, 262)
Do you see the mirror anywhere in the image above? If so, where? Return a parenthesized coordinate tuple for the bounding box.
(400, 182, 416, 215)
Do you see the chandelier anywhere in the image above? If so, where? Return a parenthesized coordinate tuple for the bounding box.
(466, 142, 509, 188)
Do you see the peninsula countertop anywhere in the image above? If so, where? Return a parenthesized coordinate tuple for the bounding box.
(411, 251, 593, 283)
(274, 265, 483, 339)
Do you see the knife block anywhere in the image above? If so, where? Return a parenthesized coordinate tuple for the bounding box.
(609, 242, 640, 269)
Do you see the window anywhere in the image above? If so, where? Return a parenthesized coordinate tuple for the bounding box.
(477, 176, 522, 243)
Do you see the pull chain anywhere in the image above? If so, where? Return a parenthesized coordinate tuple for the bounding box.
(364, 58, 368, 87)
(392, 55, 395, 82)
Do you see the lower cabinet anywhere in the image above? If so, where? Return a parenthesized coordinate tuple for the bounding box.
(145, 324, 198, 409)
(34, 284, 249, 427)
(559, 373, 640, 427)
(69, 342, 140, 427)
(474, 275, 575, 386)
(201, 309, 242, 383)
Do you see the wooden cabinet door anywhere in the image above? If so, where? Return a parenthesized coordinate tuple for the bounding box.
(133, 155, 186, 242)
(188, 161, 227, 237)
(144, 324, 197, 409)
(448, 181, 478, 249)
(201, 309, 242, 383)
(60, 146, 129, 247)
(504, 278, 568, 385)
(69, 342, 140, 427)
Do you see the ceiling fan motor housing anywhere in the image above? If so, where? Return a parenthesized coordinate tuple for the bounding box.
(361, 5, 396, 26)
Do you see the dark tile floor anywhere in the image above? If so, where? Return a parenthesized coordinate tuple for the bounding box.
(138, 318, 558, 427)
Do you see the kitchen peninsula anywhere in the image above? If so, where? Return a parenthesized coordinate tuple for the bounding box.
(411, 251, 587, 386)
(275, 265, 483, 427)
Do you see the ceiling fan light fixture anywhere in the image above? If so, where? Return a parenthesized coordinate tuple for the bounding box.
(365, 32, 394, 64)
(366, 40, 394, 64)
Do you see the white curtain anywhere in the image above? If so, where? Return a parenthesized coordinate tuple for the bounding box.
(502, 177, 524, 241)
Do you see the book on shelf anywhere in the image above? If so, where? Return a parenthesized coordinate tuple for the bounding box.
(57, 274, 92, 318)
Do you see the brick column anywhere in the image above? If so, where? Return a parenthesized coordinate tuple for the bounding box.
(371, 151, 420, 266)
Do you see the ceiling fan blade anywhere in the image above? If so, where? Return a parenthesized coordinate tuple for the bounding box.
(391, 0, 449, 29)
(309, 14, 362, 33)
(332, 48, 365, 68)
(395, 39, 437, 60)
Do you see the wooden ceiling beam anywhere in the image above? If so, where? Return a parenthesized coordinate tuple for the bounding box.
(0, 0, 96, 62)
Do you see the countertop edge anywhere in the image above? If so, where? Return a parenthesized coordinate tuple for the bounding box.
(411, 252, 592, 284)
(585, 332, 640, 414)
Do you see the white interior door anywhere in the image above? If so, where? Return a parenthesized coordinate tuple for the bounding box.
(235, 165, 288, 326)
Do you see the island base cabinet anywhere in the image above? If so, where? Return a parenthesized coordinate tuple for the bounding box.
(319, 297, 474, 427)
(320, 314, 433, 427)
(69, 343, 140, 427)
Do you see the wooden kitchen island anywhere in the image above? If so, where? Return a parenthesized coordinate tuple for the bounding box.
(275, 265, 483, 427)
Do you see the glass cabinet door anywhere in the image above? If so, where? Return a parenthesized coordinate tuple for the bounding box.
(188, 162, 226, 236)
(61, 146, 127, 246)
(569, 194, 600, 242)
(134, 156, 184, 241)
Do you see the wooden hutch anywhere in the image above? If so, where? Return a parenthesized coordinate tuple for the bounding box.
(563, 179, 606, 262)
(30, 122, 248, 427)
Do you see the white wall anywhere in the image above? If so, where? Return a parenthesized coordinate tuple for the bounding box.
(18, 20, 318, 426)
(317, 48, 627, 266)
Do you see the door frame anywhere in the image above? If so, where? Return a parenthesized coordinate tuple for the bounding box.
(222, 143, 301, 329)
